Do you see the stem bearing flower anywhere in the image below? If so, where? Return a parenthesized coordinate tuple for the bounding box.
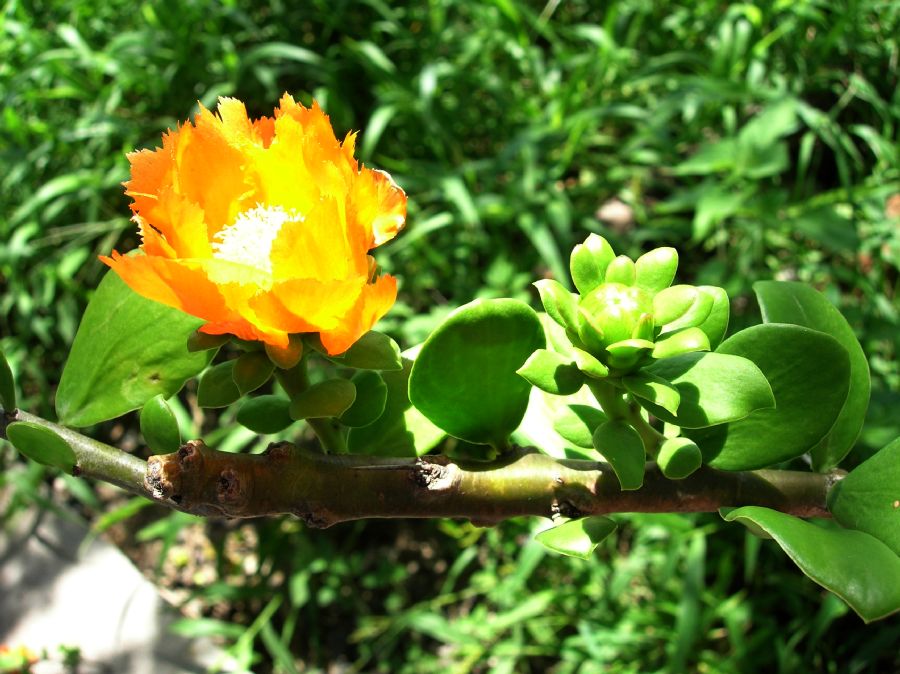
(101, 94, 406, 355)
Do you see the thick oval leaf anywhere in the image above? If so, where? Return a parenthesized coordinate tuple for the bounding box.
(723, 506, 900, 623)
(755, 281, 871, 470)
(534, 279, 578, 331)
(653, 285, 698, 326)
(232, 351, 275, 395)
(289, 379, 356, 420)
(187, 331, 229, 353)
(515, 385, 602, 459)
(140, 395, 181, 454)
(657, 437, 702, 479)
(572, 348, 609, 379)
(642, 352, 774, 429)
(517, 349, 583, 395)
(553, 404, 608, 450)
(651, 327, 710, 360)
(535, 517, 617, 559)
(197, 361, 241, 409)
(340, 371, 388, 428)
(695, 286, 729, 350)
(347, 349, 444, 457)
(0, 348, 16, 411)
(593, 420, 645, 490)
(623, 372, 681, 416)
(828, 436, 900, 556)
(7, 421, 76, 472)
(266, 335, 304, 370)
(236, 395, 293, 435)
(322, 331, 402, 371)
(690, 324, 850, 470)
(604, 255, 636, 286)
(661, 287, 713, 333)
(56, 272, 212, 426)
(570, 234, 615, 295)
(635, 247, 678, 294)
(409, 299, 545, 448)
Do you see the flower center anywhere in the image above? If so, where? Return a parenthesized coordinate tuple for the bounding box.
(212, 204, 303, 275)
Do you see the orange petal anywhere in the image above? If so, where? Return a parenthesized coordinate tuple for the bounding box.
(140, 188, 212, 259)
(250, 276, 367, 335)
(173, 107, 257, 236)
(269, 197, 368, 282)
(100, 251, 237, 327)
(125, 133, 176, 217)
(350, 167, 407, 247)
(319, 275, 397, 355)
(135, 215, 177, 258)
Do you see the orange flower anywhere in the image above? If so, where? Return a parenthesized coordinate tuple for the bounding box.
(101, 94, 406, 355)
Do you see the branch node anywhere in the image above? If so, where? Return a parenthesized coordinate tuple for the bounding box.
(144, 456, 175, 500)
(296, 510, 333, 529)
(217, 468, 249, 510)
(411, 457, 459, 491)
(177, 440, 205, 471)
(264, 441, 295, 461)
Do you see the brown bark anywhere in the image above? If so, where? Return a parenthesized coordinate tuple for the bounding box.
(3, 409, 841, 527)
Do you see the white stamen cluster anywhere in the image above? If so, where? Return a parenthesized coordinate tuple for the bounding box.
(212, 204, 303, 275)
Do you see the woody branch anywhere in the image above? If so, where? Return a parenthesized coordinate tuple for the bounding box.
(2, 408, 840, 527)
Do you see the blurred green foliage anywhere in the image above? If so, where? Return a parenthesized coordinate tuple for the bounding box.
(2, 0, 899, 671)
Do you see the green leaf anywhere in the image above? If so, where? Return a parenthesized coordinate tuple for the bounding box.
(187, 331, 229, 353)
(535, 517, 617, 559)
(553, 404, 608, 450)
(828, 436, 900, 556)
(572, 348, 609, 379)
(197, 361, 241, 409)
(604, 338, 654, 370)
(694, 286, 730, 350)
(409, 299, 545, 448)
(673, 138, 739, 175)
(603, 255, 636, 286)
(56, 271, 212, 426)
(0, 348, 15, 411)
(642, 352, 773, 428)
(723, 507, 900, 623)
(517, 349, 584, 396)
(140, 395, 181, 454)
(634, 247, 678, 294)
(266, 335, 304, 370)
(660, 287, 713, 333)
(657, 437, 702, 479)
(289, 379, 356, 420)
(347, 349, 445, 457)
(236, 395, 293, 435)
(593, 420, 645, 490)
(691, 183, 747, 241)
(534, 279, 578, 330)
(651, 327, 710, 359)
(340, 371, 388, 427)
(6, 422, 76, 472)
(232, 351, 275, 395)
(570, 234, 615, 295)
(324, 331, 402, 371)
(690, 324, 851, 470)
(623, 372, 681, 415)
(754, 281, 871, 470)
(653, 285, 698, 326)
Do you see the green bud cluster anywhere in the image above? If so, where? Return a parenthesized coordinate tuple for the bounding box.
(517, 234, 731, 487)
(533, 234, 729, 377)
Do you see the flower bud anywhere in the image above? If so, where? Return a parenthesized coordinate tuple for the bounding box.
(578, 282, 654, 351)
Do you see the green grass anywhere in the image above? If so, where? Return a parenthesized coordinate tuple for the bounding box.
(2, 0, 900, 671)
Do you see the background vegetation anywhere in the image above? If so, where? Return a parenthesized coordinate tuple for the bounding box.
(2, 0, 899, 671)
